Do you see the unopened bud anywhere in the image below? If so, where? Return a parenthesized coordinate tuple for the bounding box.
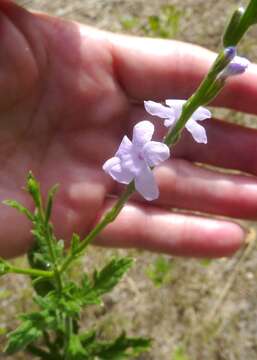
(223, 7, 245, 47)
(219, 56, 250, 79)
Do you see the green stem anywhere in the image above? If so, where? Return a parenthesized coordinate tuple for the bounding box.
(64, 317, 73, 360)
(60, 182, 135, 273)
(9, 265, 54, 278)
(232, 0, 257, 45)
(45, 224, 63, 292)
(164, 48, 231, 146)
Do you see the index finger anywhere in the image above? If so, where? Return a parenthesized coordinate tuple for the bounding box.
(110, 34, 257, 115)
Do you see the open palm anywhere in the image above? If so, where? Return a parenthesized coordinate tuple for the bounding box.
(2, 1, 257, 258)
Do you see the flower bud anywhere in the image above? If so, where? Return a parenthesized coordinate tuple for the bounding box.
(212, 47, 236, 74)
(224, 46, 236, 62)
(223, 7, 245, 47)
(219, 56, 250, 79)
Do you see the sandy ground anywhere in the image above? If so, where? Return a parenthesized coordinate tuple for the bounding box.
(1, 1, 257, 359)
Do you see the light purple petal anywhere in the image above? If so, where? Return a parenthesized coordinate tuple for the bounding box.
(144, 100, 175, 119)
(132, 120, 154, 148)
(121, 149, 144, 176)
(142, 141, 170, 167)
(221, 56, 250, 78)
(135, 165, 159, 201)
(116, 136, 143, 175)
(103, 157, 134, 184)
(115, 136, 133, 157)
(165, 99, 185, 119)
(192, 106, 212, 122)
(164, 118, 176, 128)
(186, 119, 207, 144)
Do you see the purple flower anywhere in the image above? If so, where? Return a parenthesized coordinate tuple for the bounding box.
(224, 47, 236, 62)
(144, 100, 211, 144)
(220, 55, 250, 79)
(103, 121, 170, 201)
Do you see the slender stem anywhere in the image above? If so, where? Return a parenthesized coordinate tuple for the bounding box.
(64, 317, 73, 360)
(164, 49, 231, 146)
(60, 182, 135, 273)
(45, 224, 63, 292)
(232, 0, 257, 45)
(8, 265, 54, 278)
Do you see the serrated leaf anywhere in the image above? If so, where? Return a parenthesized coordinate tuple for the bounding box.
(145, 256, 173, 287)
(26, 171, 42, 208)
(66, 334, 87, 360)
(71, 233, 80, 256)
(80, 274, 102, 305)
(3, 200, 34, 220)
(45, 184, 59, 223)
(5, 320, 42, 355)
(93, 257, 134, 296)
(89, 332, 151, 359)
(20, 311, 56, 330)
(56, 239, 64, 258)
(27, 243, 54, 296)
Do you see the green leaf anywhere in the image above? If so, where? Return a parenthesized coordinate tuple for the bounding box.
(145, 256, 173, 287)
(171, 346, 189, 360)
(223, 7, 245, 47)
(56, 239, 65, 258)
(3, 199, 34, 220)
(80, 274, 102, 305)
(148, 15, 160, 32)
(45, 184, 59, 223)
(27, 243, 54, 296)
(93, 257, 134, 296)
(146, 5, 180, 38)
(26, 171, 42, 209)
(120, 16, 139, 31)
(71, 233, 81, 256)
(89, 332, 151, 359)
(66, 334, 87, 360)
(5, 319, 42, 354)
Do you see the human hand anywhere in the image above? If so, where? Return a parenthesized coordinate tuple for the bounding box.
(1, 1, 256, 258)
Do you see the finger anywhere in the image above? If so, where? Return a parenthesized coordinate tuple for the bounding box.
(174, 118, 257, 176)
(95, 200, 244, 258)
(154, 159, 257, 220)
(110, 34, 257, 114)
(130, 105, 257, 176)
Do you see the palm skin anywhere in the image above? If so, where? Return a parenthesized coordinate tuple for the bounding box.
(2, 1, 257, 258)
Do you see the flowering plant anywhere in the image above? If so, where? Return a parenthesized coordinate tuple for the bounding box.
(0, 0, 256, 358)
